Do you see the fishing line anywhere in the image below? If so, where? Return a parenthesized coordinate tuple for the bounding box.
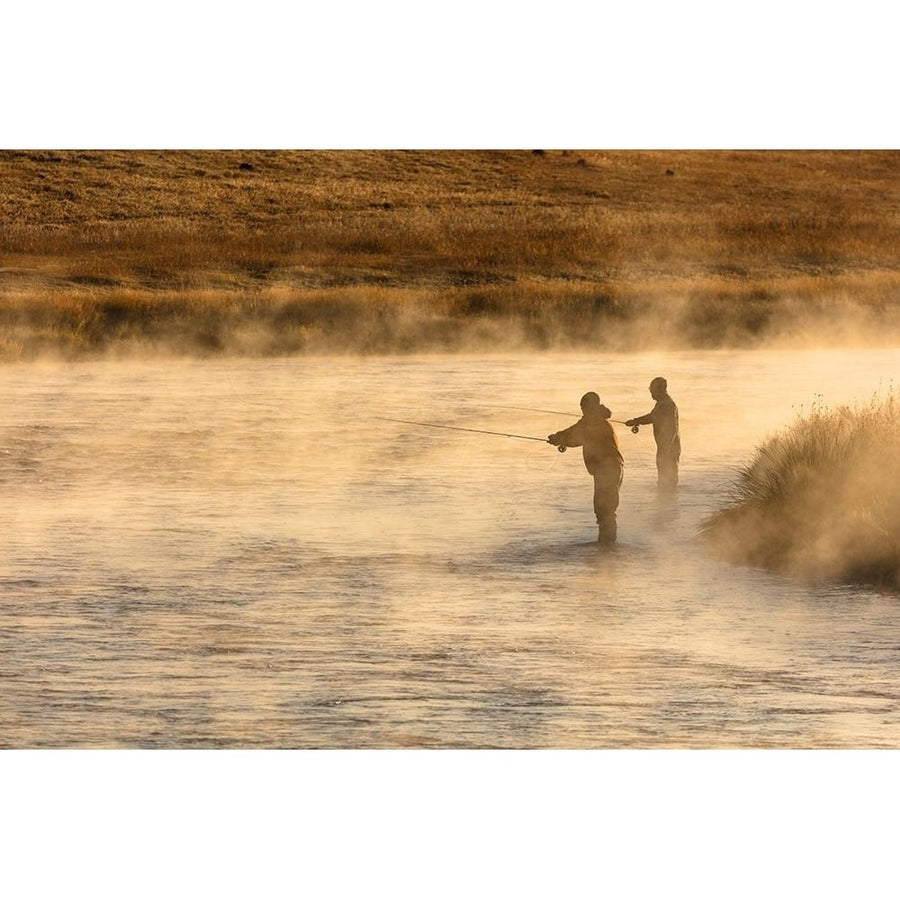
(482, 404, 637, 430)
(525, 442, 561, 469)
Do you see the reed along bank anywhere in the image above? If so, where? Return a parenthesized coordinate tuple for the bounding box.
(700, 393, 900, 589)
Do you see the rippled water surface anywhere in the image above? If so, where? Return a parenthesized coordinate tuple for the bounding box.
(3, 348, 900, 747)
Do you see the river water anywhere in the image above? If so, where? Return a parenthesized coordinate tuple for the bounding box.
(2, 347, 900, 748)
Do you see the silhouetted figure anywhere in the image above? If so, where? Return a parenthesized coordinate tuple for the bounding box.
(548, 392, 624, 545)
(625, 376, 680, 492)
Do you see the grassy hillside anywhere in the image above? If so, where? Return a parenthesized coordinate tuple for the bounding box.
(2, 149, 900, 359)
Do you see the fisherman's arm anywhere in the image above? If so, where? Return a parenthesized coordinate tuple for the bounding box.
(624, 412, 654, 427)
(548, 421, 584, 447)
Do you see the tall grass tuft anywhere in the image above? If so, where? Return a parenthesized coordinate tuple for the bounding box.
(700, 392, 900, 588)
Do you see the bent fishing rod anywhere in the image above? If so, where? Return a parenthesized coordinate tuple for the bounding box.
(375, 416, 571, 451)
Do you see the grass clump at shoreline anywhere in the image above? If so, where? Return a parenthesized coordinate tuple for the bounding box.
(700, 393, 900, 589)
(2, 149, 900, 360)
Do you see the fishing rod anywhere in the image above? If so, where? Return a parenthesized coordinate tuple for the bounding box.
(484, 404, 576, 417)
(375, 416, 570, 451)
(484, 405, 640, 432)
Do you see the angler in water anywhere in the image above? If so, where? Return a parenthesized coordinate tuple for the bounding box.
(625, 376, 681, 494)
(548, 392, 624, 546)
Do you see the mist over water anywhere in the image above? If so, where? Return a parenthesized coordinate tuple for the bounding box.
(3, 348, 900, 747)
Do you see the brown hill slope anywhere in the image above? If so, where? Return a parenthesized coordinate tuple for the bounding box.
(2, 149, 899, 359)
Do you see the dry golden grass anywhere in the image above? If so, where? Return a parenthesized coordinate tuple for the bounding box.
(2, 149, 900, 359)
(700, 393, 900, 588)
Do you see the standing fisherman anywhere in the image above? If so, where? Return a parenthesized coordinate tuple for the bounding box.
(625, 376, 681, 493)
(548, 392, 624, 545)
